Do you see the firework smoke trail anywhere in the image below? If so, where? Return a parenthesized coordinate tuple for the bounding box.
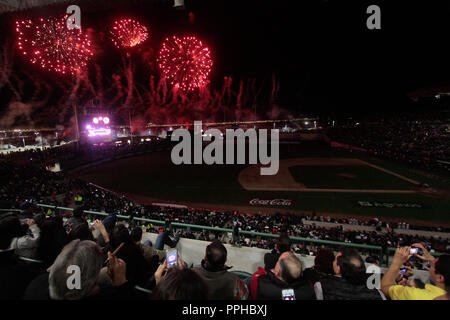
(60, 71, 83, 122)
(0, 71, 51, 128)
(247, 79, 254, 110)
(0, 42, 14, 90)
(236, 79, 244, 109)
(112, 57, 138, 124)
(87, 64, 104, 104)
(157, 72, 274, 125)
(271, 72, 281, 104)
(253, 76, 265, 105)
(6, 73, 23, 101)
(110, 73, 124, 106)
(123, 58, 135, 108)
(148, 75, 156, 106)
(226, 76, 233, 106)
(0, 101, 35, 128)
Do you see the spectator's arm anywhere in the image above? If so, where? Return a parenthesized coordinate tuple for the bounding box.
(94, 219, 109, 243)
(154, 260, 167, 287)
(411, 243, 435, 263)
(381, 246, 411, 299)
(107, 252, 127, 287)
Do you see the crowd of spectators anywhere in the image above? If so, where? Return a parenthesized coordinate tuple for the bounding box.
(327, 118, 450, 173)
(1, 127, 449, 300)
(1, 158, 449, 264)
(1, 210, 449, 300)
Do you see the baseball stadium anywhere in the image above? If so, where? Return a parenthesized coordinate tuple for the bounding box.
(74, 131, 450, 226)
(0, 0, 449, 306)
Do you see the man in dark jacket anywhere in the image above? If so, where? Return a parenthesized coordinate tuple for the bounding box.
(264, 233, 292, 271)
(314, 247, 385, 300)
(192, 240, 248, 300)
(66, 206, 86, 231)
(250, 252, 316, 300)
(302, 248, 335, 284)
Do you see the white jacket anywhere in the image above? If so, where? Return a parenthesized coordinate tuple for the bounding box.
(12, 224, 41, 259)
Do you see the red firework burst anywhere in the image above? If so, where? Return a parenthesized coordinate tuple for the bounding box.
(15, 15, 93, 76)
(110, 19, 149, 49)
(157, 35, 213, 92)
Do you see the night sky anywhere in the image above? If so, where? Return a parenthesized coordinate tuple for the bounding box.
(1, 0, 450, 123)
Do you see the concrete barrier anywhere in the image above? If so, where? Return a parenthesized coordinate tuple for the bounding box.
(142, 232, 430, 283)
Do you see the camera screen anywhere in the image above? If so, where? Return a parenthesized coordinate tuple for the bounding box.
(167, 250, 177, 266)
(282, 289, 295, 300)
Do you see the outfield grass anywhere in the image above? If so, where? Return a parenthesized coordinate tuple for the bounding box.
(76, 142, 450, 222)
(288, 165, 412, 190)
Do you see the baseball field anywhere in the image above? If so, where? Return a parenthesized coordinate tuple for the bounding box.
(75, 141, 450, 226)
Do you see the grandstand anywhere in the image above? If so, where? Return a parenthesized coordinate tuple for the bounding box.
(1, 0, 449, 304)
(1, 124, 449, 300)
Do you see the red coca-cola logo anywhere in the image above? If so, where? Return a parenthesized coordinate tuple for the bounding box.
(248, 198, 294, 206)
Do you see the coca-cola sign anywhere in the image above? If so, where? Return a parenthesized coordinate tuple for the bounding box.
(248, 198, 294, 207)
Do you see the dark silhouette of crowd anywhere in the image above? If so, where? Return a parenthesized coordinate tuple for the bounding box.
(327, 117, 450, 173)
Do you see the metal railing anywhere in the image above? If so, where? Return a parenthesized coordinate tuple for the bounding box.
(8, 203, 448, 266)
(11, 203, 449, 266)
(34, 203, 386, 264)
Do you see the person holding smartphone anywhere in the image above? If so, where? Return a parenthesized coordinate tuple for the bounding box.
(152, 255, 209, 300)
(381, 244, 450, 300)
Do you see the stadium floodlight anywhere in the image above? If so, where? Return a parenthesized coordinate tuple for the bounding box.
(103, 117, 110, 124)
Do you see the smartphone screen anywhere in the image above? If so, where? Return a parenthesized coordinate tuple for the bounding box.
(166, 249, 178, 268)
(282, 289, 295, 300)
(400, 268, 407, 275)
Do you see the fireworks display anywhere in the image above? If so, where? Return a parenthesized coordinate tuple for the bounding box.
(110, 19, 149, 49)
(157, 36, 213, 92)
(15, 15, 93, 76)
